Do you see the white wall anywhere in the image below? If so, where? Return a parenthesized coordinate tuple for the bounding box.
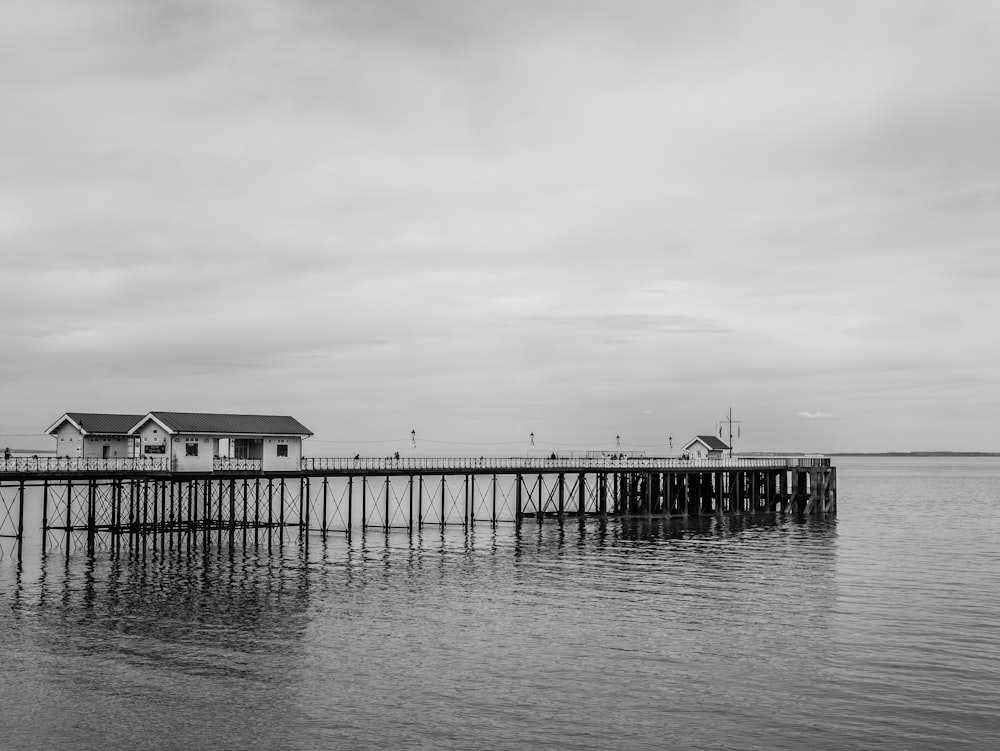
(169, 435, 215, 472)
(261, 437, 302, 471)
(136, 421, 170, 460)
(82, 435, 132, 459)
(53, 423, 133, 458)
(53, 422, 83, 457)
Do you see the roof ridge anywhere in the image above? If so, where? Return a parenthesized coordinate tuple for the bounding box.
(148, 410, 299, 417)
(135, 412, 312, 436)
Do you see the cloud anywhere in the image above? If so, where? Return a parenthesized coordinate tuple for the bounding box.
(2, 2, 1000, 452)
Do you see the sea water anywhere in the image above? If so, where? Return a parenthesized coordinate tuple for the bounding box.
(1, 456, 998, 750)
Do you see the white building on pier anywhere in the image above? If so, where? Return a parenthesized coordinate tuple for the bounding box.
(129, 412, 313, 472)
(682, 435, 731, 460)
(46, 413, 144, 459)
(45, 411, 312, 471)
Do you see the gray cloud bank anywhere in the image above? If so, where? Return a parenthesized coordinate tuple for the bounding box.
(2, 1, 998, 453)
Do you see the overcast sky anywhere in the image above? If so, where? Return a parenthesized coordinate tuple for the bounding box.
(2, 1, 998, 455)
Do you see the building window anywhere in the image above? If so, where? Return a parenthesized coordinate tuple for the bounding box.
(277, 445, 289, 458)
(186, 442, 199, 457)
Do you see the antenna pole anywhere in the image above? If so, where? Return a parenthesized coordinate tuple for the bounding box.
(728, 407, 733, 458)
(717, 408, 742, 458)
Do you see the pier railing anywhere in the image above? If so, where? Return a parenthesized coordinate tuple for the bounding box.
(213, 458, 263, 472)
(1, 454, 830, 474)
(0, 456, 170, 473)
(299, 455, 832, 472)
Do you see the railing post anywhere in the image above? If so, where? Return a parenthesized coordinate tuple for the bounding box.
(86, 479, 96, 554)
(16, 481, 25, 562)
(557, 473, 565, 519)
(322, 476, 329, 536)
(65, 479, 73, 556)
(467, 473, 474, 527)
(361, 476, 367, 530)
(111, 478, 120, 543)
(41, 479, 49, 554)
(515, 473, 522, 522)
(645, 472, 652, 520)
(408, 475, 414, 532)
(347, 476, 353, 531)
(229, 478, 236, 530)
(440, 474, 446, 527)
(302, 477, 310, 535)
(536, 473, 543, 522)
(598, 472, 607, 518)
(417, 475, 423, 529)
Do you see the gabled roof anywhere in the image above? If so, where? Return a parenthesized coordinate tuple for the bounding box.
(46, 412, 145, 436)
(683, 435, 730, 451)
(130, 412, 312, 437)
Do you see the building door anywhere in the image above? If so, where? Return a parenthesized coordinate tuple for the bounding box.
(102, 445, 111, 459)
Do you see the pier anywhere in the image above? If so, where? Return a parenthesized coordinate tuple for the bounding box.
(0, 455, 836, 558)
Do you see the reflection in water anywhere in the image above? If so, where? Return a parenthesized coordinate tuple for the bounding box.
(3, 535, 318, 751)
(3, 458, 999, 750)
(0, 504, 950, 751)
(3, 515, 837, 746)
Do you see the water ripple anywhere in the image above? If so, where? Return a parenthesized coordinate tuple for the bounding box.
(1, 457, 999, 749)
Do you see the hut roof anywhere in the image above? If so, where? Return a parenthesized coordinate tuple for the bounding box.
(684, 435, 731, 451)
(134, 412, 313, 437)
(46, 412, 145, 436)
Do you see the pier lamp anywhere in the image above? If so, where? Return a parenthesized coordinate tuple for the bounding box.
(616, 434, 620, 447)
(411, 429, 416, 448)
(530, 432, 534, 446)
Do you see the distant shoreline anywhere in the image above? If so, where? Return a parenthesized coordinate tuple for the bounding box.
(747, 452, 1000, 458)
(828, 452, 1000, 457)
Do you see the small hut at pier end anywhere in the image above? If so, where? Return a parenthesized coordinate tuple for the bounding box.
(46, 413, 145, 459)
(682, 435, 730, 460)
(128, 412, 312, 472)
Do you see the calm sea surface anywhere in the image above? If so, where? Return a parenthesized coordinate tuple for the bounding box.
(2, 457, 999, 750)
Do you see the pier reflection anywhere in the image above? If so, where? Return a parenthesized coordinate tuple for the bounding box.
(1, 514, 839, 751)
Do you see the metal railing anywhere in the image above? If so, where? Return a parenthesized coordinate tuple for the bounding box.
(299, 455, 830, 472)
(0, 456, 170, 473)
(1, 454, 830, 474)
(213, 458, 263, 472)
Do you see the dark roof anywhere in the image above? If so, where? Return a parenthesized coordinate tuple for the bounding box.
(141, 412, 312, 436)
(694, 435, 730, 450)
(53, 413, 145, 435)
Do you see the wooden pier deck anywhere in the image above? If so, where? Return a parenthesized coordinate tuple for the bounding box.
(0, 456, 836, 558)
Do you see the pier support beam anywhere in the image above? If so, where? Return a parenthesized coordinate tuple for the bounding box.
(14, 458, 836, 555)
